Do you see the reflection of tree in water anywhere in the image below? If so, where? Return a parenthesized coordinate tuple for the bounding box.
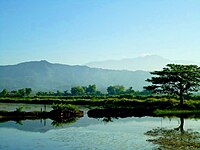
(0, 104, 83, 127)
(0, 117, 79, 127)
(51, 117, 77, 127)
(145, 116, 200, 149)
(102, 117, 113, 123)
(15, 120, 23, 125)
(174, 117, 184, 133)
(100, 117, 119, 123)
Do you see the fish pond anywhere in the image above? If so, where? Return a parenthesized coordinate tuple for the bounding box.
(0, 103, 200, 150)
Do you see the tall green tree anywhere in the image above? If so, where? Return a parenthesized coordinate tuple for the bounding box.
(85, 84, 96, 95)
(71, 86, 85, 96)
(56, 90, 62, 96)
(125, 87, 135, 94)
(64, 90, 70, 96)
(0, 89, 9, 97)
(25, 88, 32, 96)
(48, 91, 54, 96)
(107, 85, 125, 95)
(144, 64, 200, 106)
(18, 88, 26, 97)
(10, 90, 19, 97)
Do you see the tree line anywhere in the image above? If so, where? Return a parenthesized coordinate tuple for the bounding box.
(0, 85, 151, 97)
(0, 88, 32, 97)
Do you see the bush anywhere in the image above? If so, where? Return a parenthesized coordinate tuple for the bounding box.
(15, 106, 24, 112)
(52, 103, 77, 111)
(119, 94, 134, 99)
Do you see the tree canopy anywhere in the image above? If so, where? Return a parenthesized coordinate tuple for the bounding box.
(144, 64, 200, 106)
(107, 85, 125, 95)
(0, 89, 9, 97)
(70, 86, 85, 96)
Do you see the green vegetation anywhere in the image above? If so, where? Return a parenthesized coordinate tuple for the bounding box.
(107, 85, 125, 95)
(0, 89, 9, 97)
(145, 64, 200, 107)
(106, 86, 136, 95)
(52, 103, 78, 111)
(0, 103, 83, 126)
(0, 85, 149, 97)
(71, 86, 86, 96)
(0, 87, 200, 116)
(15, 106, 24, 112)
(36, 85, 101, 96)
(0, 88, 32, 97)
(51, 117, 77, 127)
(153, 109, 200, 118)
(1, 96, 200, 110)
(145, 127, 200, 149)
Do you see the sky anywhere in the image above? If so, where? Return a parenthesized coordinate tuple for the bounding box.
(0, 0, 200, 65)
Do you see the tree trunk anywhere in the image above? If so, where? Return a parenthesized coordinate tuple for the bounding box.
(179, 94, 184, 108)
(179, 83, 184, 108)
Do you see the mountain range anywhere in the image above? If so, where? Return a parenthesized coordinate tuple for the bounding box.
(86, 55, 200, 71)
(1, 55, 198, 92)
(0, 60, 150, 92)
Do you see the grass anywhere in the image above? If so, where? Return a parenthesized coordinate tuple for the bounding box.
(1, 96, 200, 116)
(154, 109, 200, 115)
(15, 106, 24, 112)
(52, 103, 78, 111)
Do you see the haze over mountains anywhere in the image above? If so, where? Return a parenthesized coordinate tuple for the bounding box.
(86, 55, 200, 71)
(1, 55, 199, 92)
(0, 60, 150, 92)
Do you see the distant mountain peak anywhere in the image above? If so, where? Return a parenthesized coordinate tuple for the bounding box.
(85, 55, 199, 71)
(16, 60, 51, 65)
(139, 54, 167, 59)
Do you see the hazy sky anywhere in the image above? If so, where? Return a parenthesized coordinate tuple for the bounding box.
(1, 0, 200, 65)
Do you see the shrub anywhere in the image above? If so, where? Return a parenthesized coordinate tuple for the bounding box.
(52, 103, 77, 111)
(15, 106, 24, 112)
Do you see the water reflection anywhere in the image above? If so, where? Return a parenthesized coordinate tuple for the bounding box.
(87, 107, 153, 118)
(0, 107, 84, 133)
(1, 104, 200, 150)
(0, 116, 80, 127)
(102, 116, 114, 123)
(1, 109, 200, 150)
(145, 116, 200, 149)
(87, 108, 200, 149)
(0, 103, 52, 112)
(174, 116, 184, 133)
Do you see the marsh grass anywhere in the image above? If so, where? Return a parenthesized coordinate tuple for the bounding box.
(154, 109, 200, 116)
(52, 103, 78, 111)
(145, 127, 200, 150)
(1, 96, 200, 112)
(15, 106, 24, 112)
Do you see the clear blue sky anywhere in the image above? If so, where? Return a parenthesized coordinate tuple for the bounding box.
(1, 0, 200, 65)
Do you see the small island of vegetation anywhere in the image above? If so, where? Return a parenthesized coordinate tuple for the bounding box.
(0, 103, 83, 126)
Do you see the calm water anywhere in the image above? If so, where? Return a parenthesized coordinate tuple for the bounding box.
(0, 103, 52, 112)
(0, 103, 200, 150)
